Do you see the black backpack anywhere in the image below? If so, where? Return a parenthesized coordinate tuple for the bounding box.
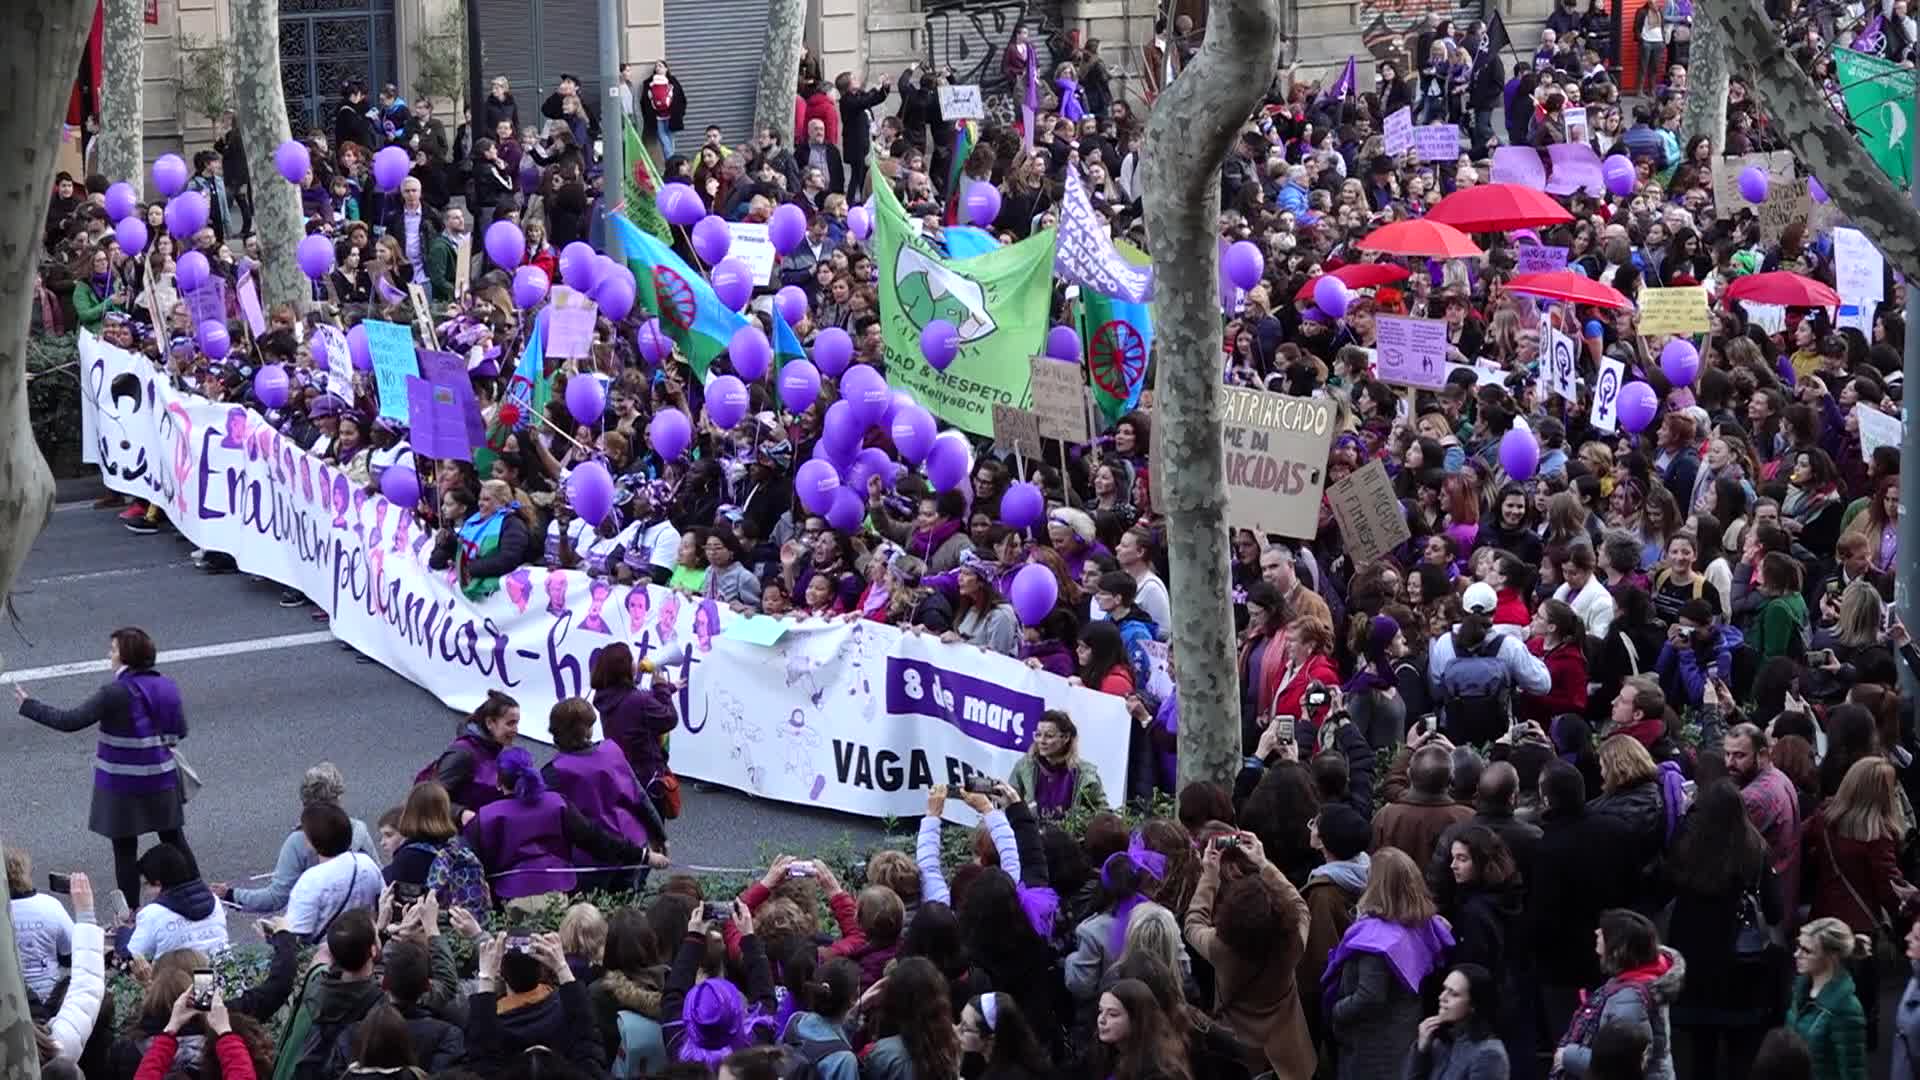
(777, 1023, 854, 1080)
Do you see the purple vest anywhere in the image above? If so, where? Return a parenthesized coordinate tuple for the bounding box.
(447, 734, 504, 813)
(544, 741, 651, 857)
(466, 790, 574, 899)
(96, 671, 185, 797)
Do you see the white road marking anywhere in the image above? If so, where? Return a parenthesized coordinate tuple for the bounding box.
(0, 631, 337, 683)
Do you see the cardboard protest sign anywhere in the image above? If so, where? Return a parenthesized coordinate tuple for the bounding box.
(236, 275, 266, 336)
(361, 319, 419, 422)
(1758, 170, 1811, 245)
(1834, 228, 1884, 303)
(1383, 107, 1413, 156)
(725, 222, 778, 286)
(1220, 388, 1336, 540)
(545, 287, 599, 358)
(1028, 356, 1091, 444)
(454, 237, 473, 298)
(1637, 287, 1710, 335)
(1415, 124, 1460, 162)
(991, 403, 1042, 456)
(1516, 245, 1568, 275)
(1540, 323, 1578, 402)
(1590, 356, 1626, 433)
(1857, 403, 1903, 456)
(1563, 106, 1589, 143)
(1374, 315, 1449, 390)
(1712, 151, 1792, 218)
(938, 84, 985, 120)
(406, 283, 439, 349)
(1326, 459, 1410, 565)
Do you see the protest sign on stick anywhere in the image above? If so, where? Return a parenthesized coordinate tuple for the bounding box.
(1638, 287, 1710, 335)
(1220, 388, 1336, 540)
(1374, 315, 1449, 390)
(1327, 460, 1411, 564)
(1029, 356, 1092, 444)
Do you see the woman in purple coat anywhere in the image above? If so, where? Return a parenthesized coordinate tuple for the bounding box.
(464, 746, 655, 906)
(588, 643, 678, 811)
(539, 698, 670, 892)
(425, 690, 519, 822)
(15, 627, 195, 905)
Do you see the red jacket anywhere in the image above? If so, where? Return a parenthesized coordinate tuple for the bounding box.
(1492, 587, 1531, 628)
(1519, 637, 1588, 726)
(1270, 653, 1341, 720)
(137, 1032, 255, 1080)
(1805, 811, 1909, 933)
(794, 93, 840, 147)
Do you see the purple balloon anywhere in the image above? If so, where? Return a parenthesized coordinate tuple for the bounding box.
(518, 157, 541, 194)
(964, 182, 1002, 228)
(637, 319, 672, 364)
(660, 182, 704, 227)
(826, 485, 865, 532)
(198, 319, 230, 359)
(485, 220, 525, 270)
(560, 241, 600, 291)
(1809, 176, 1829, 204)
(105, 182, 138, 223)
(853, 447, 896, 493)
(1045, 325, 1081, 362)
(512, 265, 551, 309)
(780, 359, 822, 413)
(595, 273, 637, 321)
(565, 373, 606, 426)
(706, 374, 751, 428)
(775, 285, 809, 325)
(152, 154, 189, 197)
(372, 146, 412, 193)
(710, 258, 754, 310)
(795, 458, 842, 514)
(1312, 275, 1350, 317)
(1009, 563, 1059, 626)
(165, 191, 209, 240)
(175, 250, 210, 292)
(692, 215, 732, 265)
(1225, 240, 1265, 291)
(729, 324, 772, 381)
(649, 408, 693, 460)
(1660, 338, 1700, 386)
(274, 139, 311, 185)
(769, 203, 808, 255)
(925, 431, 971, 493)
(254, 363, 291, 409)
(822, 400, 863, 457)
(1602, 154, 1637, 198)
(1739, 166, 1769, 204)
(348, 323, 372, 372)
(1001, 481, 1044, 529)
(847, 205, 872, 241)
(813, 327, 853, 376)
(842, 363, 891, 429)
(890, 404, 936, 465)
(380, 465, 421, 509)
(1498, 428, 1539, 482)
(297, 234, 334, 280)
(815, 429, 858, 470)
(569, 461, 617, 526)
(920, 319, 960, 371)
(1617, 380, 1659, 433)
(113, 216, 148, 256)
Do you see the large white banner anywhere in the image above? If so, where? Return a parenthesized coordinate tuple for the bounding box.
(75, 334, 1130, 818)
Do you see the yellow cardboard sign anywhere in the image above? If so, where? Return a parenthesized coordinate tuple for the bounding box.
(1638, 286, 1710, 336)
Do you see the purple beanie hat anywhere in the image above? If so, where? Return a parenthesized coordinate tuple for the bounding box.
(678, 978, 747, 1067)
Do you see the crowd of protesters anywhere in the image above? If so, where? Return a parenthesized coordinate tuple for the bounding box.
(19, 1, 1920, 1077)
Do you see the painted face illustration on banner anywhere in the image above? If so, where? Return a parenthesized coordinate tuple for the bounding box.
(625, 585, 651, 644)
(545, 570, 570, 617)
(580, 580, 613, 634)
(91, 369, 152, 485)
(656, 591, 681, 642)
(503, 568, 533, 612)
(694, 599, 721, 652)
(221, 407, 249, 450)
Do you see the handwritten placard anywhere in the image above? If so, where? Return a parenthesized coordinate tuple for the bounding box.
(1383, 107, 1413, 157)
(1712, 151, 1792, 218)
(1516, 244, 1569, 275)
(1374, 315, 1449, 390)
(1834, 227, 1884, 303)
(991, 403, 1042, 456)
(1638, 286, 1710, 335)
(1326, 459, 1410, 565)
(938, 84, 985, 120)
(1590, 356, 1626, 433)
(1028, 355, 1091, 444)
(1220, 388, 1336, 540)
(185, 279, 227, 328)
(1415, 124, 1460, 162)
(361, 319, 419, 422)
(725, 222, 778, 286)
(313, 324, 354, 394)
(1857, 403, 1904, 456)
(545, 286, 599, 358)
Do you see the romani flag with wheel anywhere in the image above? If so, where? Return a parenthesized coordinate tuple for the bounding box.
(613, 214, 740, 378)
(1074, 245, 1152, 427)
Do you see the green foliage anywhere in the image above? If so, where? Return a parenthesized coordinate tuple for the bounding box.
(175, 34, 234, 125)
(29, 333, 83, 472)
(412, 3, 469, 111)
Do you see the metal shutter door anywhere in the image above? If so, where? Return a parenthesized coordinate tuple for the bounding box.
(664, 0, 771, 148)
(474, 0, 538, 118)
(536, 0, 603, 107)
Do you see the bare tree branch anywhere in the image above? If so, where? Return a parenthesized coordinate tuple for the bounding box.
(1142, 0, 1283, 788)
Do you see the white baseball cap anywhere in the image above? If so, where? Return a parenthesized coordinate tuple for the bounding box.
(1462, 582, 1500, 615)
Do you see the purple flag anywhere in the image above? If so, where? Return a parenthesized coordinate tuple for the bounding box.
(1056, 169, 1154, 302)
(405, 375, 471, 461)
(1321, 56, 1357, 103)
(416, 348, 487, 449)
(1490, 146, 1547, 187)
(1546, 143, 1605, 197)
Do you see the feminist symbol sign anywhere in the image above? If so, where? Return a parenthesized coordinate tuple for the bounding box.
(1542, 324, 1578, 403)
(1590, 357, 1626, 433)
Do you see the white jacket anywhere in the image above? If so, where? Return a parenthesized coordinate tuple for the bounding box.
(48, 919, 103, 1058)
(1555, 575, 1616, 640)
(127, 897, 229, 960)
(10, 892, 73, 999)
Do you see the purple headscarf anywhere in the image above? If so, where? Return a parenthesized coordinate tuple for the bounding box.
(1101, 833, 1170, 955)
(1342, 614, 1400, 695)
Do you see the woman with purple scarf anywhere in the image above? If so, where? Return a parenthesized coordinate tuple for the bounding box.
(1344, 614, 1411, 750)
(1007, 711, 1110, 818)
(1064, 837, 1167, 1010)
(1323, 848, 1456, 1080)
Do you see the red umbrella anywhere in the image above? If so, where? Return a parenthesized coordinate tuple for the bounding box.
(1725, 271, 1842, 308)
(1507, 270, 1633, 310)
(1354, 220, 1483, 259)
(1425, 183, 1575, 232)
(1292, 262, 1412, 302)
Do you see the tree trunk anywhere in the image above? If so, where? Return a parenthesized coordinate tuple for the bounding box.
(1142, 0, 1283, 790)
(1700, 0, 1920, 276)
(97, 0, 145, 188)
(751, 0, 806, 149)
(1680, 22, 1727, 149)
(229, 0, 308, 311)
(0, 3, 90, 1074)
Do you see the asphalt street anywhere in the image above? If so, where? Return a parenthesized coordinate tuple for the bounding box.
(1, 486, 882, 921)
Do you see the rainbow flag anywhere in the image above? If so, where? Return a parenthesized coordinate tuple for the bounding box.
(943, 120, 979, 225)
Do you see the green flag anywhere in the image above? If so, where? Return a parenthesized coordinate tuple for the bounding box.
(871, 163, 1057, 435)
(1833, 47, 1915, 189)
(622, 118, 676, 245)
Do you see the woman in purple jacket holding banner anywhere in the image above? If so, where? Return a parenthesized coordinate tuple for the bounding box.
(466, 743, 657, 912)
(539, 698, 671, 892)
(15, 627, 197, 907)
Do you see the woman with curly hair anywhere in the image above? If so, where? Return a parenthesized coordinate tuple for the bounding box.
(863, 956, 962, 1079)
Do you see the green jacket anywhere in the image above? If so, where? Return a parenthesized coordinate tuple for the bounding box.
(1756, 592, 1808, 659)
(1786, 969, 1867, 1080)
(1007, 753, 1107, 817)
(73, 281, 117, 334)
(426, 231, 462, 303)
